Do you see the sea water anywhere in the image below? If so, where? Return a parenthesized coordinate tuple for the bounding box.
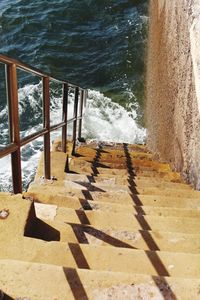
(0, 0, 148, 191)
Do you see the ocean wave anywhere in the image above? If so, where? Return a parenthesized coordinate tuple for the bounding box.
(0, 83, 146, 192)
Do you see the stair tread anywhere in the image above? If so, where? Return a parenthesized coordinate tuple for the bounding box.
(15, 140, 200, 297)
(34, 204, 200, 234)
(93, 176, 191, 189)
(35, 218, 200, 253)
(4, 241, 200, 278)
(27, 178, 199, 200)
(91, 182, 198, 197)
(90, 192, 200, 208)
(34, 199, 200, 218)
(2, 259, 200, 299)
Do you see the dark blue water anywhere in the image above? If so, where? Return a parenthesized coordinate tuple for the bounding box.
(0, 0, 148, 191)
(0, 0, 148, 119)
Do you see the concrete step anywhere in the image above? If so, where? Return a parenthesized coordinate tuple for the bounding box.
(41, 221, 200, 254)
(31, 178, 197, 199)
(4, 237, 200, 278)
(32, 175, 190, 194)
(26, 180, 86, 200)
(67, 161, 183, 182)
(25, 184, 200, 210)
(93, 175, 191, 189)
(0, 237, 71, 267)
(2, 260, 200, 299)
(96, 167, 182, 181)
(34, 205, 200, 234)
(34, 200, 200, 219)
(76, 144, 151, 157)
(51, 243, 200, 278)
(91, 183, 198, 198)
(69, 157, 171, 173)
(90, 192, 200, 208)
(76, 142, 149, 153)
(30, 178, 199, 203)
(64, 173, 190, 190)
(73, 156, 171, 173)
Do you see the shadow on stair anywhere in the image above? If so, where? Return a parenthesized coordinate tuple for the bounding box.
(63, 267, 89, 300)
(123, 143, 178, 300)
(68, 223, 136, 249)
(1, 293, 14, 300)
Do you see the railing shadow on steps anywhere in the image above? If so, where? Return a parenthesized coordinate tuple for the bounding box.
(63, 267, 89, 300)
(0, 54, 88, 194)
(123, 143, 178, 300)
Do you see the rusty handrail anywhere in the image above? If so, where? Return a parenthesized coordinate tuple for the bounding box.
(0, 54, 87, 194)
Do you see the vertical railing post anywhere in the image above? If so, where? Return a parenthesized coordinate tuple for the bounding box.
(84, 90, 88, 108)
(7, 64, 22, 193)
(78, 90, 84, 141)
(43, 77, 51, 179)
(62, 83, 68, 153)
(72, 87, 79, 155)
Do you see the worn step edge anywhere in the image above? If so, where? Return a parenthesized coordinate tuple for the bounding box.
(90, 192, 200, 207)
(90, 183, 198, 198)
(27, 179, 198, 199)
(33, 205, 200, 234)
(24, 189, 200, 210)
(2, 259, 200, 299)
(59, 243, 200, 278)
(3, 239, 200, 278)
(35, 219, 200, 254)
(34, 200, 200, 219)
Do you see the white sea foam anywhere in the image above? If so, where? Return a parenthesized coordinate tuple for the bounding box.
(0, 84, 146, 191)
(84, 89, 146, 143)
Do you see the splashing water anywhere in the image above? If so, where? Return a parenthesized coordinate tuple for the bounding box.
(84, 90, 146, 143)
(0, 83, 146, 192)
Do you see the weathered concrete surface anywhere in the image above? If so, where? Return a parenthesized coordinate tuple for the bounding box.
(146, 0, 200, 188)
(2, 141, 200, 298)
(2, 260, 200, 300)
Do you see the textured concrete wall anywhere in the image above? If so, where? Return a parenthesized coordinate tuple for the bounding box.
(146, 0, 200, 188)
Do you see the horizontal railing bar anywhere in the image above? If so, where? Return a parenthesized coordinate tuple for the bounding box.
(67, 118, 75, 123)
(0, 54, 85, 90)
(0, 143, 18, 159)
(20, 129, 48, 147)
(48, 76, 84, 90)
(67, 116, 83, 124)
(49, 117, 84, 131)
(49, 122, 66, 132)
(49, 117, 83, 132)
(0, 119, 85, 155)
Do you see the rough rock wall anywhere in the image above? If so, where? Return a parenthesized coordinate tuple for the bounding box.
(146, 0, 200, 188)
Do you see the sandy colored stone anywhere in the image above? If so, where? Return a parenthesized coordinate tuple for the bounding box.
(146, 0, 200, 189)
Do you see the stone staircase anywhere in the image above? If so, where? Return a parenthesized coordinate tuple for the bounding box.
(1, 141, 200, 299)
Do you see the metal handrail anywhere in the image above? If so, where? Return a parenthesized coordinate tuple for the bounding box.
(0, 54, 87, 194)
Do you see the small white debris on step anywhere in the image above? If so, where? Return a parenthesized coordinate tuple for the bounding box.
(0, 209, 9, 219)
(168, 265, 175, 270)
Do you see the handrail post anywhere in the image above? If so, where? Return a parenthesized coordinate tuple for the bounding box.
(62, 83, 68, 153)
(7, 64, 22, 193)
(43, 77, 51, 179)
(84, 90, 88, 108)
(72, 87, 79, 155)
(78, 90, 84, 141)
